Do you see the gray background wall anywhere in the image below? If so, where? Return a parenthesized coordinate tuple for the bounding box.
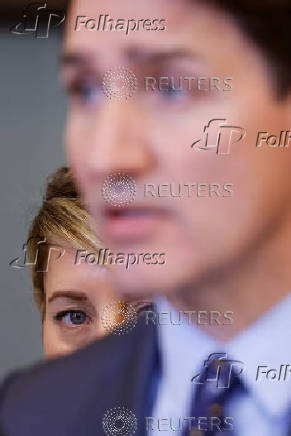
(0, 19, 67, 378)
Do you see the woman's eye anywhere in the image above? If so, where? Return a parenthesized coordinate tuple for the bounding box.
(55, 310, 88, 327)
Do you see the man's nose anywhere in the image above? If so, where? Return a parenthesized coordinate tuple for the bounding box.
(85, 98, 155, 178)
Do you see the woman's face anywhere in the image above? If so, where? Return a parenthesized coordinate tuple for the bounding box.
(43, 243, 117, 358)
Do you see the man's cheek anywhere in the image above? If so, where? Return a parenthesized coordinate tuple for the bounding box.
(66, 122, 86, 164)
(66, 141, 90, 201)
(65, 141, 82, 178)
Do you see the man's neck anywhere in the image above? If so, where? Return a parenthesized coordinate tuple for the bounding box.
(169, 216, 291, 342)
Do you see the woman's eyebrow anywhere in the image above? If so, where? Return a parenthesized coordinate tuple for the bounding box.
(48, 291, 88, 303)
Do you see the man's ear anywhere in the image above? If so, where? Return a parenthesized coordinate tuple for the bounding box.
(287, 94, 291, 119)
(284, 96, 291, 151)
(277, 92, 291, 127)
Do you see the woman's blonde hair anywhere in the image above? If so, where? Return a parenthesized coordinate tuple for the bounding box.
(27, 166, 103, 314)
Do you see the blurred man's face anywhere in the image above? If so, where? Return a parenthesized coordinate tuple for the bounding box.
(63, 0, 291, 296)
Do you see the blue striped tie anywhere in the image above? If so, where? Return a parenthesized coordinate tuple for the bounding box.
(183, 353, 245, 435)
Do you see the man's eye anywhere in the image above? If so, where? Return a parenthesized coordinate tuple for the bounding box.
(160, 85, 188, 101)
(69, 82, 102, 104)
(55, 310, 88, 326)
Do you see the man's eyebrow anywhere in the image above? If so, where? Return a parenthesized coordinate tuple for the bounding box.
(60, 52, 94, 70)
(48, 290, 88, 303)
(60, 48, 198, 71)
(127, 48, 198, 64)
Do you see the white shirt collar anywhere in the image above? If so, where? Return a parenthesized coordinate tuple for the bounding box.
(155, 293, 291, 418)
(227, 294, 291, 416)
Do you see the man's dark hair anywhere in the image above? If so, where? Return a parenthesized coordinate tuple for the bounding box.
(201, 0, 291, 99)
(67, 0, 291, 98)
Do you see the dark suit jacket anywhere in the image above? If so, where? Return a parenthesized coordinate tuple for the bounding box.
(0, 312, 159, 436)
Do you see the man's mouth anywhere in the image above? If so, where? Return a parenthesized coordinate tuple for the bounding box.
(102, 206, 169, 241)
